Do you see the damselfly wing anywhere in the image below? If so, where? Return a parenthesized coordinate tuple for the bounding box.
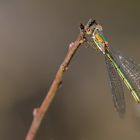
(105, 55, 125, 115)
(108, 48, 140, 102)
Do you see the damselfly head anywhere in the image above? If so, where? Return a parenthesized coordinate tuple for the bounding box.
(85, 19, 97, 35)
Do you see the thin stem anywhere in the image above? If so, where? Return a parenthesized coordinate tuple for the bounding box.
(25, 31, 85, 140)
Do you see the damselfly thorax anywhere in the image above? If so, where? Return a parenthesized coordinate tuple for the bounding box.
(84, 19, 108, 54)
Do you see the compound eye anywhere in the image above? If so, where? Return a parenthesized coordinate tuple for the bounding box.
(86, 28, 90, 32)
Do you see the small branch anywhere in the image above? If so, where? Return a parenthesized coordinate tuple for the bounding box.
(25, 30, 86, 140)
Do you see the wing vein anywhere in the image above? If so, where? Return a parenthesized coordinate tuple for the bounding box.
(105, 55, 125, 115)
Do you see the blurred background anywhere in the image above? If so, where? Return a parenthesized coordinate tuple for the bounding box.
(0, 0, 140, 140)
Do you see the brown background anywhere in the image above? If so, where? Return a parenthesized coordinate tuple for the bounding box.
(1, 0, 140, 140)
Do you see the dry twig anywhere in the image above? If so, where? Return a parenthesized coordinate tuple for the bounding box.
(25, 27, 86, 140)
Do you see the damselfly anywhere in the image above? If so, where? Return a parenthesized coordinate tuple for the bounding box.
(82, 19, 140, 115)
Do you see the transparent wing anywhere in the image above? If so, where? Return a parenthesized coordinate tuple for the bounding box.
(105, 56, 126, 115)
(110, 48, 140, 100)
